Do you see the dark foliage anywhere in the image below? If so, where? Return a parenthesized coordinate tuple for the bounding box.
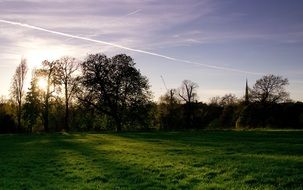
(79, 53, 152, 132)
(236, 102, 303, 129)
(158, 100, 303, 130)
(23, 73, 42, 133)
(3, 55, 303, 133)
(0, 103, 16, 133)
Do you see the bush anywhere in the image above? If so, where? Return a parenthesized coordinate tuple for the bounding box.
(0, 114, 16, 133)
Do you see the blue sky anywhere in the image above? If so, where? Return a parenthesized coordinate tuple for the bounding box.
(0, 0, 303, 101)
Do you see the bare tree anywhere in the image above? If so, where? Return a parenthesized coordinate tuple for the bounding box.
(209, 94, 238, 106)
(177, 80, 199, 128)
(251, 74, 289, 103)
(220, 94, 238, 106)
(36, 60, 58, 132)
(10, 58, 28, 131)
(159, 89, 179, 105)
(55, 57, 79, 131)
(209, 96, 221, 105)
(178, 80, 198, 103)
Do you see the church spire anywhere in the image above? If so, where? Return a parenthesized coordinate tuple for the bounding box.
(245, 78, 249, 104)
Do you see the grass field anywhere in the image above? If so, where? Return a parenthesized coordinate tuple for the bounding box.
(0, 131, 302, 189)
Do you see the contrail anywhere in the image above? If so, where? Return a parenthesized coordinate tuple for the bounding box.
(0, 19, 263, 75)
(125, 9, 142, 17)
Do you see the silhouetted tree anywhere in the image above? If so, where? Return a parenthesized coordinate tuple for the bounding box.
(220, 94, 238, 106)
(158, 89, 183, 130)
(251, 74, 289, 103)
(55, 57, 79, 131)
(209, 94, 238, 107)
(36, 60, 58, 132)
(80, 53, 151, 132)
(178, 80, 198, 103)
(219, 105, 238, 128)
(10, 58, 28, 131)
(160, 89, 179, 105)
(209, 96, 221, 106)
(23, 71, 42, 133)
(0, 100, 16, 133)
(177, 80, 199, 128)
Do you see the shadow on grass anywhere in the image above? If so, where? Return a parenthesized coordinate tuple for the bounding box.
(115, 130, 303, 157)
(52, 134, 202, 189)
(0, 135, 76, 189)
(1, 131, 303, 189)
(65, 132, 303, 189)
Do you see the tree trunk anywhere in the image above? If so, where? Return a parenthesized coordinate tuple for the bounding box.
(114, 114, 122, 132)
(185, 103, 193, 129)
(116, 122, 122, 132)
(65, 101, 69, 131)
(44, 109, 49, 132)
(44, 95, 49, 132)
(17, 103, 21, 132)
(64, 83, 69, 131)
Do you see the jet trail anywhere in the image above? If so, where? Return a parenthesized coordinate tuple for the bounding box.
(0, 19, 263, 75)
(125, 9, 142, 17)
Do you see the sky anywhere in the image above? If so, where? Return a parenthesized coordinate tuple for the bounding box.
(0, 0, 303, 102)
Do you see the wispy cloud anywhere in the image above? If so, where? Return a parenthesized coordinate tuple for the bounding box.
(0, 19, 263, 75)
(0, 0, 213, 47)
(0, 0, 302, 100)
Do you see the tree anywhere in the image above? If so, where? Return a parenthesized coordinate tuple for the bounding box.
(158, 89, 183, 130)
(0, 99, 16, 133)
(23, 70, 42, 133)
(36, 60, 58, 132)
(209, 94, 238, 106)
(251, 74, 289, 103)
(10, 58, 28, 131)
(55, 57, 79, 131)
(159, 89, 179, 105)
(220, 94, 238, 106)
(209, 96, 221, 106)
(178, 80, 198, 103)
(177, 80, 199, 128)
(80, 53, 151, 132)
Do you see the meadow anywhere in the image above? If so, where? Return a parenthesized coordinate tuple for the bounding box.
(0, 131, 302, 189)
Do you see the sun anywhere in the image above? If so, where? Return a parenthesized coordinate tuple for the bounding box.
(27, 50, 61, 68)
(25, 43, 71, 68)
(37, 78, 48, 91)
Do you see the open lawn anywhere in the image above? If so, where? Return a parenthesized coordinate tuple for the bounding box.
(0, 131, 302, 189)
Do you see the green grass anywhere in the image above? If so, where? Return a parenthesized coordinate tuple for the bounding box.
(0, 131, 303, 189)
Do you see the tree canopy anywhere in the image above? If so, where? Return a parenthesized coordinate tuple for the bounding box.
(250, 74, 289, 103)
(2, 53, 302, 133)
(80, 53, 151, 132)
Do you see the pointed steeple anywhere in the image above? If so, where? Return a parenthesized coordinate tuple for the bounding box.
(245, 78, 249, 104)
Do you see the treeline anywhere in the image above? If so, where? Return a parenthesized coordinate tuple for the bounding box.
(158, 100, 303, 130)
(0, 53, 303, 133)
(158, 77, 303, 130)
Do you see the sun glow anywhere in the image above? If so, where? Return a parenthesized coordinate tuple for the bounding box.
(37, 78, 48, 91)
(23, 39, 73, 69)
(27, 49, 62, 68)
